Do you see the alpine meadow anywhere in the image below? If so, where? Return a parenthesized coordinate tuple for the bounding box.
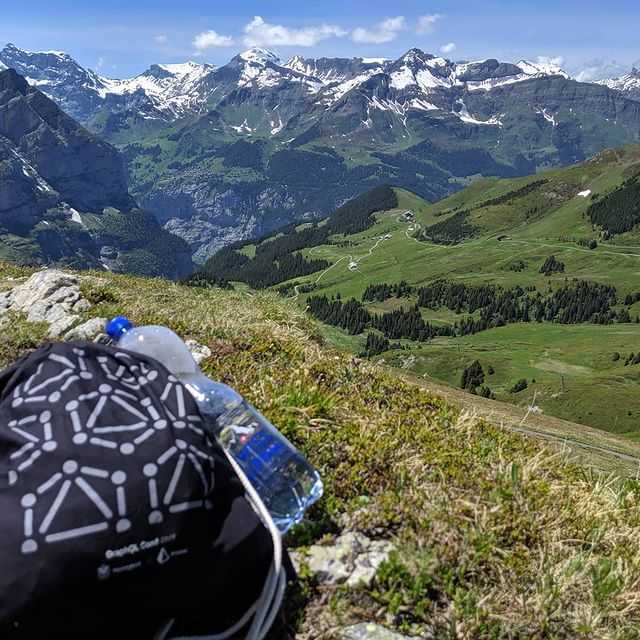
(3, 3, 640, 638)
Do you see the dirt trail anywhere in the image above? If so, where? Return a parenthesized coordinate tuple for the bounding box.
(396, 369, 640, 476)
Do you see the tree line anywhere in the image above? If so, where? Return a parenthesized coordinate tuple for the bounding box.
(418, 211, 475, 245)
(192, 186, 398, 289)
(362, 276, 624, 327)
(311, 277, 629, 344)
(588, 176, 640, 236)
(307, 295, 453, 341)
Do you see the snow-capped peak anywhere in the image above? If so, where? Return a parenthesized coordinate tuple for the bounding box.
(97, 60, 215, 118)
(397, 48, 437, 68)
(516, 59, 569, 79)
(387, 49, 453, 92)
(157, 61, 213, 76)
(2, 43, 71, 61)
(596, 68, 640, 100)
(238, 48, 280, 65)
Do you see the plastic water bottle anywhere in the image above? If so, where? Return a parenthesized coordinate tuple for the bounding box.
(105, 316, 323, 533)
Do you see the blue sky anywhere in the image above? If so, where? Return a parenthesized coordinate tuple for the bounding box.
(1, 0, 638, 80)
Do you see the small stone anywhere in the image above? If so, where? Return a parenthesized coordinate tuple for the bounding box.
(339, 623, 419, 640)
(64, 318, 107, 342)
(185, 339, 212, 365)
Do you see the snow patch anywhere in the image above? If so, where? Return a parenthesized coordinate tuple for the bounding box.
(69, 208, 84, 226)
(390, 66, 416, 90)
(455, 100, 503, 126)
(230, 118, 253, 134)
(409, 98, 439, 111)
(270, 112, 284, 135)
(11, 148, 56, 193)
(577, 189, 592, 198)
(535, 108, 557, 126)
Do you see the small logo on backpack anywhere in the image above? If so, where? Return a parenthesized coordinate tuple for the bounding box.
(157, 547, 171, 565)
(97, 564, 112, 580)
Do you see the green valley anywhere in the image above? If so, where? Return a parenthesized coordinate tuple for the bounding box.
(196, 145, 640, 440)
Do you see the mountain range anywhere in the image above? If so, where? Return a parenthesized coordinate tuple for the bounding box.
(0, 67, 192, 276)
(3, 43, 640, 263)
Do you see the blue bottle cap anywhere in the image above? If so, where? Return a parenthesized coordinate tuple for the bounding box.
(105, 316, 133, 341)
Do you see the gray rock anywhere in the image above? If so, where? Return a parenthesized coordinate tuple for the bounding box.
(0, 269, 92, 337)
(185, 339, 212, 365)
(291, 532, 394, 588)
(339, 624, 419, 640)
(64, 317, 107, 342)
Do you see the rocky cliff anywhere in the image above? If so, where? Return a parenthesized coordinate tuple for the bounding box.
(0, 68, 193, 278)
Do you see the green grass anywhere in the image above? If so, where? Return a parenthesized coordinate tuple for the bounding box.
(383, 322, 640, 440)
(243, 148, 640, 438)
(3, 262, 640, 638)
(237, 243, 256, 258)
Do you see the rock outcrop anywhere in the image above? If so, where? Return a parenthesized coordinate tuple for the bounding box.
(64, 317, 107, 342)
(0, 270, 91, 337)
(0, 68, 193, 278)
(0, 68, 132, 213)
(291, 532, 394, 588)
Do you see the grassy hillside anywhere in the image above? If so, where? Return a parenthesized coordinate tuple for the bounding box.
(2, 261, 640, 638)
(195, 146, 640, 440)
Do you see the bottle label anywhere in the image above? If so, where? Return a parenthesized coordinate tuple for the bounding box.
(235, 430, 290, 488)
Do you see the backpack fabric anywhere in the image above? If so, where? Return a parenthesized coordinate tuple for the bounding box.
(0, 341, 274, 638)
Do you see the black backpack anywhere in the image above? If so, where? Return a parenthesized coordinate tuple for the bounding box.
(0, 341, 278, 638)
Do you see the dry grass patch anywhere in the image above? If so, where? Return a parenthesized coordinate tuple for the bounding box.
(1, 264, 640, 638)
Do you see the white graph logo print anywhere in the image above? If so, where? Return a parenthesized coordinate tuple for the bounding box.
(8, 348, 215, 555)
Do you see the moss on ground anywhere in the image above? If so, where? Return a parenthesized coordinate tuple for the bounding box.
(2, 263, 640, 638)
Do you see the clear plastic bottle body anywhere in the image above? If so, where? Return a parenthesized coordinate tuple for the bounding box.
(109, 321, 323, 532)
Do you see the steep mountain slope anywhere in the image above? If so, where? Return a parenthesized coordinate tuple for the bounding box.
(6, 42, 640, 264)
(598, 67, 640, 101)
(2, 260, 640, 638)
(0, 68, 192, 277)
(195, 146, 640, 437)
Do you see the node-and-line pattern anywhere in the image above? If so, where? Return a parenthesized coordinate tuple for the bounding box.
(5, 346, 215, 556)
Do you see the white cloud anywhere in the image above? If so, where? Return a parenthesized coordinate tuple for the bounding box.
(574, 58, 631, 82)
(416, 14, 442, 34)
(154, 34, 168, 45)
(352, 16, 406, 44)
(440, 42, 456, 54)
(243, 16, 347, 47)
(536, 55, 565, 68)
(96, 56, 105, 70)
(193, 30, 235, 52)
